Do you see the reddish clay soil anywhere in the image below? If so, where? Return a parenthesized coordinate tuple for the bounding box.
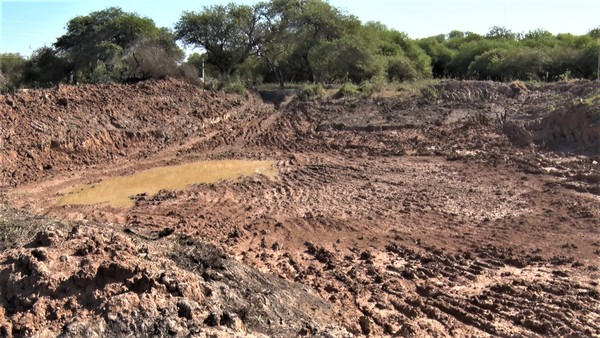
(1, 79, 599, 337)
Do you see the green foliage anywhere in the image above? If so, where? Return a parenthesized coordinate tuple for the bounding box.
(447, 39, 504, 78)
(386, 56, 421, 81)
(20, 47, 70, 87)
(335, 82, 360, 98)
(578, 41, 600, 79)
(492, 48, 548, 81)
(237, 55, 269, 85)
(543, 47, 580, 80)
(175, 3, 264, 77)
(0, 53, 26, 84)
(419, 85, 438, 101)
(4, 1, 600, 90)
(298, 83, 324, 100)
(486, 26, 516, 40)
(417, 37, 452, 77)
(522, 29, 558, 48)
(309, 37, 382, 84)
(0, 53, 26, 92)
(467, 48, 505, 80)
(55, 7, 182, 83)
(222, 81, 248, 95)
(363, 22, 432, 81)
(258, 0, 364, 84)
(359, 76, 385, 97)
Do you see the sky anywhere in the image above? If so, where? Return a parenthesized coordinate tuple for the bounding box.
(1, 0, 599, 57)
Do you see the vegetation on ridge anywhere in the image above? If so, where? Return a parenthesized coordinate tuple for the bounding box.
(1, 0, 599, 92)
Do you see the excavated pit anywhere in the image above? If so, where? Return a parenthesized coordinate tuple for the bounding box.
(1, 78, 599, 337)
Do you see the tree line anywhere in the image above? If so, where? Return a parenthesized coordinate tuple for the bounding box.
(1, 0, 599, 92)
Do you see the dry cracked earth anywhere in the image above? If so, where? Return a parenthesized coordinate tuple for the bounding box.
(1, 78, 599, 337)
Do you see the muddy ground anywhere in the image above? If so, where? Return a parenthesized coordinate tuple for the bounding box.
(1, 79, 599, 337)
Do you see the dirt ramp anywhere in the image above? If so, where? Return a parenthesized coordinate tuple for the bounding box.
(0, 224, 347, 337)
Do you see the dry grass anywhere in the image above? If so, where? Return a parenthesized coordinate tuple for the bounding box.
(0, 205, 50, 250)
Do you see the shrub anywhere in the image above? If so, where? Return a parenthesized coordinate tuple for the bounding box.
(419, 85, 438, 101)
(201, 78, 220, 91)
(178, 63, 201, 85)
(298, 83, 324, 100)
(386, 56, 420, 82)
(359, 76, 386, 97)
(396, 79, 439, 99)
(0, 82, 18, 94)
(335, 82, 359, 98)
(222, 81, 247, 95)
(131, 42, 179, 80)
(359, 82, 375, 97)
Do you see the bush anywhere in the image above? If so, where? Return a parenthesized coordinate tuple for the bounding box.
(222, 81, 247, 95)
(359, 82, 375, 97)
(178, 63, 201, 85)
(386, 56, 420, 82)
(309, 38, 383, 84)
(359, 76, 386, 97)
(396, 79, 439, 99)
(0, 82, 18, 94)
(335, 82, 359, 98)
(298, 83, 324, 100)
(419, 85, 438, 101)
(201, 78, 220, 91)
(130, 41, 179, 80)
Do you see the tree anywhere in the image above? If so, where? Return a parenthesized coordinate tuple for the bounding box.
(253, 0, 299, 86)
(175, 3, 266, 78)
(417, 37, 452, 78)
(577, 41, 599, 79)
(55, 7, 182, 82)
(492, 48, 548, 81)
(20, 47, 70, 86)
(446, 31, 483, 50)
(255, 0, 363, 84)
(467, 48, 506, 80)
(0, 53, 26, 84)
(521, 29, 558, 48)
(185, 52, 218, 79)
(361, 22, 432, 81)
(309, 36, 381, 83)
(486, 26, 516, 40)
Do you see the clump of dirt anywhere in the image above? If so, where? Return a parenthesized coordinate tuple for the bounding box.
(0, 219, 348, 337)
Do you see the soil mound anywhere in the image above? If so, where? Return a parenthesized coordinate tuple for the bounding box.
(0, 221, 347, 337)
(532, 103, 600, 154)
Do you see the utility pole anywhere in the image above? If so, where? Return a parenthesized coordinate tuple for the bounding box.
(202, 61, 205, 83)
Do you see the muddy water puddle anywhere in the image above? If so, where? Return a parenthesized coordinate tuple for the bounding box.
(57, 160, 275, 207)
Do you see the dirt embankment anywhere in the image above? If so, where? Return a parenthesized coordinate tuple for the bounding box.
(1, 78, 600, 337)
(0, 79, 272, 187)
